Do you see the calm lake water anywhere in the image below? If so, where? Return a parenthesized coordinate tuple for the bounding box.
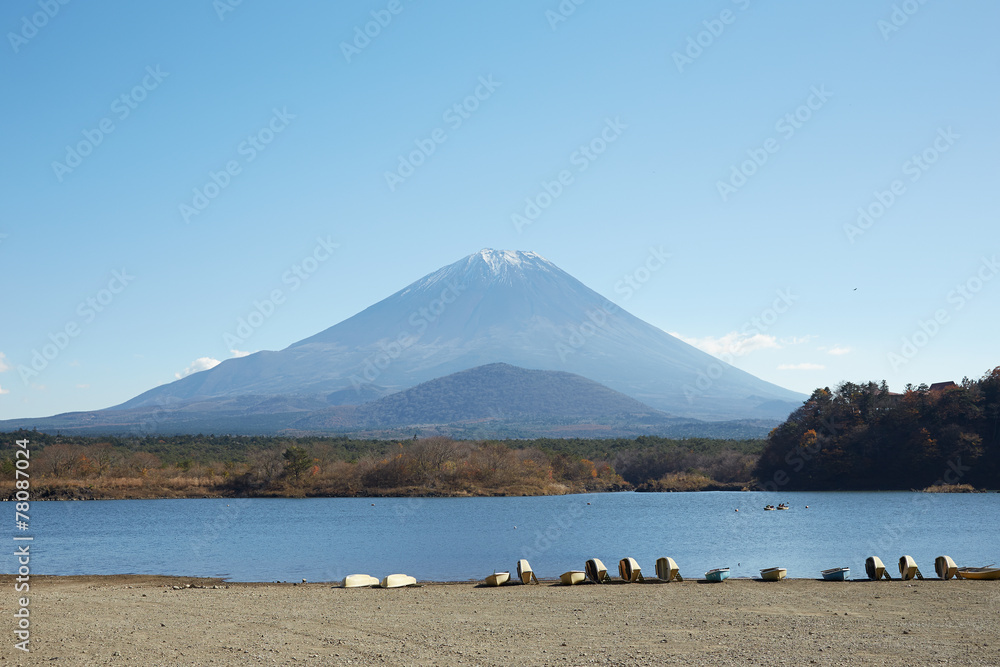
(5, 492, 998, 582)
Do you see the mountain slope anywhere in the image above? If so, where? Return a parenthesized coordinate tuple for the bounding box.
(113, 249, 804, 421)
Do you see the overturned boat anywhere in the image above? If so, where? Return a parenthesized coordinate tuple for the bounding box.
(655, 557, 683, 582)
(935, 555, 958, 580)
(865, 556, 891, 580)
(516, 559, 539, 585)
(560, 570, 586, 585)
(380, 574, 417, 588)
(898, 555, 924, 580)
(342, 574, 380, 588)
(618, 557, 644, 583)
(585, 558, 611, 584)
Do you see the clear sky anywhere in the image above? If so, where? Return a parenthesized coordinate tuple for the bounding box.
(2, 1, 998, 419)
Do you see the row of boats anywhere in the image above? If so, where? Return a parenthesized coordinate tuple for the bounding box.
(496, 557, 685, 586)
(854, 555, 1000, 581)
(488, 554, 1000, 586)
(339, 554, 999, 589)
(342, 573, 417, 588)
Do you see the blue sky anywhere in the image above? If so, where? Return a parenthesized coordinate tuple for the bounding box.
(2, 0, 998, 419)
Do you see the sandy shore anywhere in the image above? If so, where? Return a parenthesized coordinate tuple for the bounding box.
(2, 575, 998, 666)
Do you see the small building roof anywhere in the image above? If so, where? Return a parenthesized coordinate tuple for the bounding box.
(928, 381, 957, 392)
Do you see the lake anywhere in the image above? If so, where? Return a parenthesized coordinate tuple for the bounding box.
(5, 491, 998, 582)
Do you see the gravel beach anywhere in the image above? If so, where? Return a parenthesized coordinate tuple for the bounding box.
(2, 575, 998, 666)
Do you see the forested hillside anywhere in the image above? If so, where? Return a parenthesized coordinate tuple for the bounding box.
(755, 368, 1000, 490)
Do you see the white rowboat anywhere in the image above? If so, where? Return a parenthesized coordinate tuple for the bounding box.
(342, 574, 380, 588)
(380, 574, 417, 588)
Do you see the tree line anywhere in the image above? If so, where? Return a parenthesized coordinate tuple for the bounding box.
(0, 432, 760, 499)
(755, 367, 1000, 490)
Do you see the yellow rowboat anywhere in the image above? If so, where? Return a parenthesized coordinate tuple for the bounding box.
(655, 557, 683, 582)
(560, 570, 586, 585)
(935, 555, 958, 580)
(865, 556, 891, 580)
(517, 559, 539, 585)
(585, 558, 611, 584)
(618, 557, 644, 583)
(484, 572, 510, 587)
(760, 567, 787, 581)
(380, 574, 417, 588)
(898, 555, 924, 580)
(342, 574, 380, 588)
(956, 566, 1000, 580)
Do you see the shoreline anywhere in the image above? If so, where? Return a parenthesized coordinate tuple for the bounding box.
(4, 485, 995, 502)
(6, 573, 998, 584)
(3, 575, 997, 666)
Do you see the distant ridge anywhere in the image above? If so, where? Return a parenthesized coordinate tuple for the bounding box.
(0, 363, 779, 439)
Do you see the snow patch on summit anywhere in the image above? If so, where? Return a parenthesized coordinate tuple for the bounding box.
(477, 248, 530, 270)
(398, 249, 558, 296)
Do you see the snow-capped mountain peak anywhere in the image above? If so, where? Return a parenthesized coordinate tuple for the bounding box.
(116, 248, 805, 420)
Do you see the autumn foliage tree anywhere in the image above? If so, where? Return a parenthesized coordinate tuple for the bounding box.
(754, 368, 1000, 490)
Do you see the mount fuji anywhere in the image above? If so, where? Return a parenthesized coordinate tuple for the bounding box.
(4, 249, 805, 435)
